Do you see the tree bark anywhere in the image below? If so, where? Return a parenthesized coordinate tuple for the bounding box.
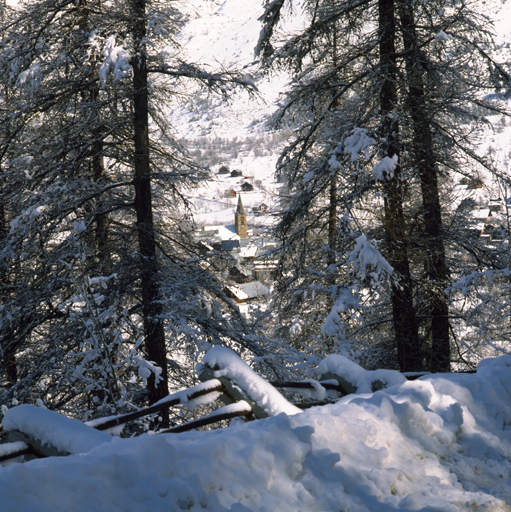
(0, 198, 16, 386)
(379, 0, 423, 371)
(398, 1, 450, 372)
(131, 0, 169, 407)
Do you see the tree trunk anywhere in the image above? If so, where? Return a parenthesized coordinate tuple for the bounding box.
(0, 199, 16, 386)
(90, 87, 111, 274)
(379, 0, 423, 371)
(131, 0, 169, 407)
(78, 0, 112, 275)
(328, 178, 337, 270)
(398, 0, 450, 372)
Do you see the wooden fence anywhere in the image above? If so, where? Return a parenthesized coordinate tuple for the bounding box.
(0, 362, 452, 466)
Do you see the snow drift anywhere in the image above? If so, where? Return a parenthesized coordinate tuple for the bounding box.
(0, 354, 510, 511)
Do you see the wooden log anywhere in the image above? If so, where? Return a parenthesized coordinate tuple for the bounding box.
(198, 366, 268, 420)
(5, 430, 69, 458)
(93, 380, 224, 431)
(269, 380, 347, 393)
(159, 402, 253, 434)
(0, 441, 32, 464)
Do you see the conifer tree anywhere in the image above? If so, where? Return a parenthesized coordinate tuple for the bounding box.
(0, 0, 257, 421)
(257, 0, 510, 372)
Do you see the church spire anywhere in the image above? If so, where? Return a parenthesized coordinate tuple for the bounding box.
(235, 194, 248, 238)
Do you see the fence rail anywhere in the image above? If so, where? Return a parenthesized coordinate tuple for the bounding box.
(1, 363, 452, 466)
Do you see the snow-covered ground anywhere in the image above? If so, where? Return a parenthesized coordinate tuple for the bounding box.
(1, 351, 510, 511)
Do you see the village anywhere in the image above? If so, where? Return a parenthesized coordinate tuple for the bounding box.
(186, 163, 511, 319)
(190, 163, 280, 317)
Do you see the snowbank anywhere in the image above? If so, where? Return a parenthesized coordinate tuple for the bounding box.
(0, 356, 510, 511)
(2, 405, 113, 455)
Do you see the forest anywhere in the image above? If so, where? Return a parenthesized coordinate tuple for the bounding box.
(0, 0, 510, 433)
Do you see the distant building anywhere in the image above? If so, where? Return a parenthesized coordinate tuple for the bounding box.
(221, 240, 240, 251)
(229, 265, 251, 283)
(224, 285, 249, 303)
(238, 281, 269, 302)
(467, 178, 483, 189)
(241, 182, 254, 192)
(253, 203, 268, 215)
(235, 194, 248, 238)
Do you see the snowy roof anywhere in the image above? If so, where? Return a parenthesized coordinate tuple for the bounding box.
(238, 281, 269, 299)
(224, 285, 249, 301)
(473, 208, 490, 219)
(239, 243, 258, 258)
(216, 225, 239, 241)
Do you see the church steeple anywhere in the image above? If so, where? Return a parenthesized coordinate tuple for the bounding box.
(235, 194, 248, 238)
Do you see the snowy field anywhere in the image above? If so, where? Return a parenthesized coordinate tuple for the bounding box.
(0, 350, 510, 512)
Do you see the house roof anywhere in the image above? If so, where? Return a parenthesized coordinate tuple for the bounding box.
(224, 285, 249, 301)
(239, 244, 258, 258)
(238, 281, 269, 299)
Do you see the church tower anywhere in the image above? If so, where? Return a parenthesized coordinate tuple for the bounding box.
(235, 194, 248, 238)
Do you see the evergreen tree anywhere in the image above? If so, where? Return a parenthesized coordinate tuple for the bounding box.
(0, 0, 257, 422)
(257, 0, 510, 372)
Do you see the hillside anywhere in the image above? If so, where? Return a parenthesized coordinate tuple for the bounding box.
(171, 0, 511, 230)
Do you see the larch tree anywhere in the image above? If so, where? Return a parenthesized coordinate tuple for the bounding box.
(0, 0, 259, 423)
(257, 0, 510, 372)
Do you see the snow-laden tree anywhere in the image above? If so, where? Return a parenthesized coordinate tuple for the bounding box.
(257, 0, 510, 372)
(0, 0, 259, 422)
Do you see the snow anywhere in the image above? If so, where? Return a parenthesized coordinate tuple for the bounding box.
(303, 170, 315, 183)
(347, 234, 394, 283)
(152, 378, 224, 410)
(2, 0, 511, 508)
(203, 401, 252, 419)
(319, 354, 406, 393)
(99, 37, 132, 87)
(0, 441, 28, 459)
(434, 30, 452, 42)
(371, 154, 398, 180)
(16, 63, 41, 91)
(201, 346, 302, 417)
(343, 128, 375, 162)
(239, 243, 258, 258)
(0, 355, 510, 511)
(2, 405, 113, 455)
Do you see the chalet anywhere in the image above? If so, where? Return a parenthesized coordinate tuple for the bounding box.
(238, 281, 269, 301)
(218, 165, 229, 175)
(489, 198, 503, 214)
(229, 265, 251, 283)
(241, 182, 254, 192)
(224, 285, 249, 303)
(230, 170, 242, 178)
(253, 203, 268, 215)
